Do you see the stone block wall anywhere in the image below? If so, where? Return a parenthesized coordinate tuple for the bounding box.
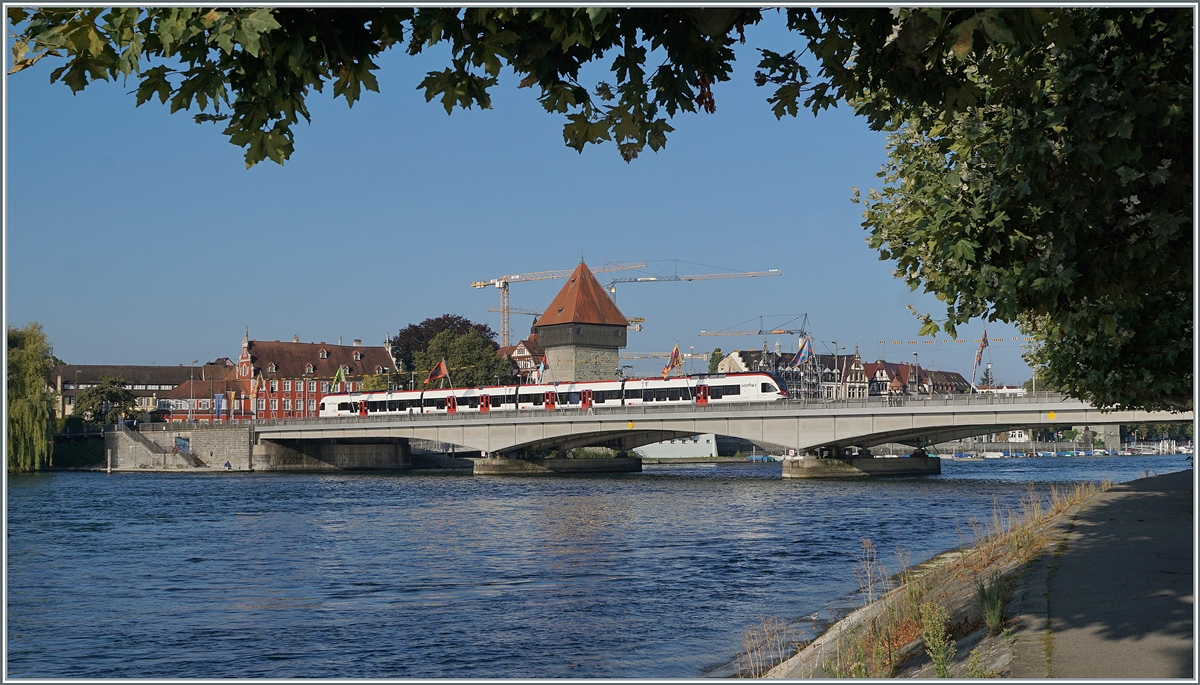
(544, 345, 620, 382)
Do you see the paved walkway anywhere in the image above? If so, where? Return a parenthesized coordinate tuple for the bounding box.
(1010, 468, 1194, 679)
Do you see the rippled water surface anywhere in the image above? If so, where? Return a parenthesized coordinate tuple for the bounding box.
(7, 455, 1190, 678)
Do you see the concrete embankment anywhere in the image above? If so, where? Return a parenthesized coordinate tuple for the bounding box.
(763, 468, 1194, 679)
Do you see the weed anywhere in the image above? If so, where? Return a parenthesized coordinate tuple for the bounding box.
(852, 538, 890, 605)
(966, 647, 999, 678)
(976, 572, 1010, 635)
(919, 602, 956, 678)
(735, 615, 797, 677)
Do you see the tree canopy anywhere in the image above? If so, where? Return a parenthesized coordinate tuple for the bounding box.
(9, 7, 1191, 411)
(7, 322, 57, 472)
(412, 329, 515, 389)
(389, 314, 496, 373)
(74, 375, 138, 424)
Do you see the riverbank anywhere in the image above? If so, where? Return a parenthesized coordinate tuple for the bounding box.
(761, 468, 1194, 679)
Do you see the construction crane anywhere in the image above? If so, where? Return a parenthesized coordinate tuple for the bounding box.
(620, 351, 709, 360)
(488, 308, 647, 334)
(472, 261, 646, 346)
(698, 314, 809, 337)
(605, 261, 781, 299)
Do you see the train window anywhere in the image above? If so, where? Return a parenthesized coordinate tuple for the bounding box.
(723, 385, 741, 396)
(642, 389, 654, 402)
(709, 388, 723, 400)
(467, 396, 479, 408)
(667, 389, 681, 401)
(567, 392, 580, 405)
(337, 402, 351, 411)
(681, 387, 691, 400)
(387, 400, 402, 411)
(761, 382, 776, 393)
(654, 389, 668, 401)
(625, 389, 640, 400)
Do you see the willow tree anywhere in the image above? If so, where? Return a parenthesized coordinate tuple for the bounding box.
(7, 322, 58, 472)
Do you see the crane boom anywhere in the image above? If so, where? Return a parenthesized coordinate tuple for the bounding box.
(697, 328, 805, 336)
(472, 261, 646, 346)
(606, 267, 781, 297)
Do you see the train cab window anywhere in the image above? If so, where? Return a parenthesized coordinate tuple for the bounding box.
(762, 382, 777, 394)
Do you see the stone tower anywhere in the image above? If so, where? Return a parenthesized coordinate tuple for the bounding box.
(533, 262, 628, 382)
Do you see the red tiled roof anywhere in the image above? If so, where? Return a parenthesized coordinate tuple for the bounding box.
(247, 340, 395, 379)
(534, 262, 628, 327)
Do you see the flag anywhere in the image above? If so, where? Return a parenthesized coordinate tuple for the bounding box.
(971, 330, 990, 385)
(425, 359, 449, 385)
(214, 393, 225, 419)
(791, 336, 813, 368)
(662, 344, 682, 379)
(331, 366, 346, 392)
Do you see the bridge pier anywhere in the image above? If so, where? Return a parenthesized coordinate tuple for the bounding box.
(473, 454, 642, 476)
(781, 455, 941, 478)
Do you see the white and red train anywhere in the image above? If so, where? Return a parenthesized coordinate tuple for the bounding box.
(318, 372, 788, 418)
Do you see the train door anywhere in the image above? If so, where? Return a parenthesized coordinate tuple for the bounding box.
(480, 394, 491, 413)
(446, 395, 458, 415)
(581, 389, 593, 410)
(358, 400, 368, 417)
(543, 391, 557, 411)
(695, 384, 710, 407)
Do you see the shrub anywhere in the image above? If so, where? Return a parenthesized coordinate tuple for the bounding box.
(919, 602, 956, 678)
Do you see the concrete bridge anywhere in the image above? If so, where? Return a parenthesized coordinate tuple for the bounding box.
(253, 392, 1191, 457)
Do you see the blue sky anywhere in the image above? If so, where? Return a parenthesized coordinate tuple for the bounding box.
(4, 12, 1031, 384)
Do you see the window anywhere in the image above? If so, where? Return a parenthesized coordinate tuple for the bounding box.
(353, 351, 362, 361)
(270, 399, 278, 410)
(268, 363, 277, 373)
(321, 382, 330, 393)
(256, 399, 265, 411)
(199, 399, 210, 410)
(66, 396, 74, 405)
(319, 349, 328, 359)
(308, 400, 316, 411)
(305, 364, 314, 374)
(283, 380, 292, 391)
(283, 399, 292, 410)
(308, 381, 317, 392)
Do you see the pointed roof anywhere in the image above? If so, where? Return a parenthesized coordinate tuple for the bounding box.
(534, 262, 628, 327)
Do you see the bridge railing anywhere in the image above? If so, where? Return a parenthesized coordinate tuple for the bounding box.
(248, 391, 1085, 429)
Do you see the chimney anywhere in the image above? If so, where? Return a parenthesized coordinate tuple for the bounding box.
(353, 339, 361, 347)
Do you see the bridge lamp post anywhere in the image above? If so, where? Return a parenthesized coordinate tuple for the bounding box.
(189, 360, 198, 422)
(912, 352, 919, 398)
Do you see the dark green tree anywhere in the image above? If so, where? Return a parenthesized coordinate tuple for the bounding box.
(413, 329, 515, 389)
(708, 347, 724, 374)
(74, 375, 137, 425)
(389, 314, 496, 373)
(7, 322, 57, 472)
(978, 367, 995, 387)
(8, 7, 1191, 411)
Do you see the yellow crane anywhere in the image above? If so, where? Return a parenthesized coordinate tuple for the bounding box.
(605, 261, 781, 299)
(472, 262, 646, 346)
(698, 314, 809, 337)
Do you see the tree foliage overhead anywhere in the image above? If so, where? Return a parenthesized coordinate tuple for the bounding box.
(412, 329, 515, 390)
(9, 7, 1191, 411)
(389, 314, 496, 373)
(7, 322, 57, 472)
(74, 375, 138, 425)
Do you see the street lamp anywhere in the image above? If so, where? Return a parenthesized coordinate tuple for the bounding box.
(912, 352, 919, 398)
(189, 359, 198, 422)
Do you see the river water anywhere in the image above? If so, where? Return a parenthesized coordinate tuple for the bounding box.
(6, 454, 1191, 678)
